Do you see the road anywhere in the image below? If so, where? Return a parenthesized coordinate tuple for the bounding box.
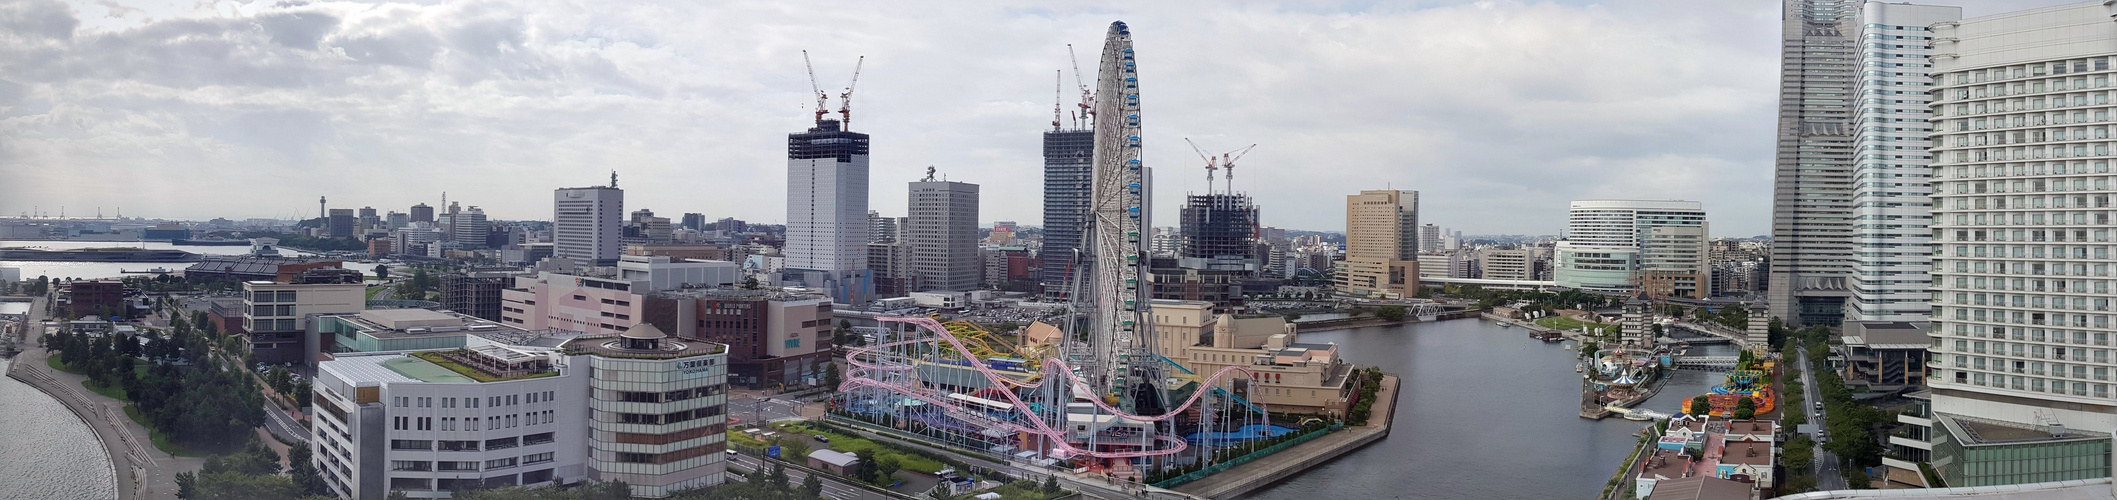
(819, 420, 1178, 500)
(726, 452, 897, 500)
(1797, 345, 1849, 491)
(729, 395, 807, 425)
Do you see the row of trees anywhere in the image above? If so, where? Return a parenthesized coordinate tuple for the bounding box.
(174, 438, 330, 499)
(47, 316, 265, 451)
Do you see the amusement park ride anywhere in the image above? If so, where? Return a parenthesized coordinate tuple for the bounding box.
(832, 22, 1282, 479)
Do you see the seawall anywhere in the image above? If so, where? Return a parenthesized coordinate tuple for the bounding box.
(7, 352, 134, 500)
(1173, 374, 1402, 500)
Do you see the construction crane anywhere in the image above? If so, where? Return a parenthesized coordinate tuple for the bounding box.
(1068, 44, 1092, 128)
(1052, 70, 1063, 131)
(1184, 138, 1221, 191)
(1219, 144, 1256, 193)
(802, 50, 828, 123)
(837, 55, 865, 130)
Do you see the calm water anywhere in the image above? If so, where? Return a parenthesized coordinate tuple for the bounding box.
(0, 240, 310, 281)
(1245, 319, 1731, 500)
(0, 358, 118, 500)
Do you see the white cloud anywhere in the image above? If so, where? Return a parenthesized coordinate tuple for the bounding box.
(0, 0, 2077, 235)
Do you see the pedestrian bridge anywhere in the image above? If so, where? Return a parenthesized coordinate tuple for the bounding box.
(1672, 356, 1739, 369)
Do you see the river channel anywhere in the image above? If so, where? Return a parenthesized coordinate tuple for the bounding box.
(1246, 318, 1734, 499)
(0, 358, 118, 500)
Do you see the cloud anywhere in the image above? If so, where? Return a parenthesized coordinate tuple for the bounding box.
(0, 0, 2082, 235)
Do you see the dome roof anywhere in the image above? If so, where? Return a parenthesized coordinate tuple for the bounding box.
(620, 323, 669, 341)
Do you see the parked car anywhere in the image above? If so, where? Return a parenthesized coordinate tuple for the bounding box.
(814, 435, 830, 443)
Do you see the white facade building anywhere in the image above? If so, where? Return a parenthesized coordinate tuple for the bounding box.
(1554, 200, 1710, 298)
(1927, 1, 2117, 434)
(907, 180, 980, 292)
(554, 186, 623, 267)
(1846, 2, 1959, 322)
(784, 119, 873, 304)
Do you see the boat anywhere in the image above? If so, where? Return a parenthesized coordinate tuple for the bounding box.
(1576, 363, 1584, 373)
(0, 248, 200, 262)
(120, 267, 173, 274)
(1622, 411, 1652, 421)
(1499, 322, 1513, 329)
(171, 238, 251, 246)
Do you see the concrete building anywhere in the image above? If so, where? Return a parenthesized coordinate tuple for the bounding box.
(1843, 2, 1958, 323)
(442, 273, 509, 322)
(410, 203, 434, 223)
(1338, 190, 1420, 299)
(622, 244, 723, 262)
(1768, 0, 1860, 327)
(1418, 224, 1442, 253)
(1177, 193, 1260, 272)
(499, 257, 738, 336)
(554, 186, 623, 267)
(1554, 200, 1710, 298)
(63, 280, 129, 319)
(1040, 128, 1095, 300)
(907, 179, 980, 292)
(1147, 258, 1245, 313)
(1834, 321, 1928, 392)
(641, 288, 833, 389)
(1415, 252, 1473, 279)
(1150, 300, 1359, 416)
(783, 119, 873, 305)
(1480, 248, 1541, 281)
(1912, 1, 2117, 488)
(330, 209, 357, 239)
(311, 327, 728, 499)
(246, 277, 366, 365)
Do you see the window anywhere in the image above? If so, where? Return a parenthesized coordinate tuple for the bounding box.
(417, 417, 432, 431)
(390, 440, 431, 451)
(390, 460, 432, 472)
(438, 440, 480, 452)
(523, 432, 555, 446)
(522, 452, 554, 465)
(616, 452, 655, 464)
(393, 416, 408, 431)
(485, 457, 518, 470)
(486, 437, 519, 450)
(437, 461, 480, 472)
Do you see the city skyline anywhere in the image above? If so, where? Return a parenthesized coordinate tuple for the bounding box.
(1, 1, 2073, 236)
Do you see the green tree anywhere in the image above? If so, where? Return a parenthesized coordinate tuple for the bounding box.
(927, 486, 955, 500)
(744, 276, 761, 290)
(1689, 395, 1711, 417)
(854, 450, 880, 483)
(874, 456, 902, 486)
(822, 363, 842, 390)
(176, 471, 197, 499)
(373, 264, 389, 281)
(803, 473, 824, 498)
(1043, 475, 1060, 493)
(1733, 397, 1757, 420)
(1375, 306, 1407, 322)
(289, 442, 329, 496)
(769, 462, 789, 490)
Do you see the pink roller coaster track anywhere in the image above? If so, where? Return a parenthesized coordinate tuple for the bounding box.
(839, 317, 1260, 459)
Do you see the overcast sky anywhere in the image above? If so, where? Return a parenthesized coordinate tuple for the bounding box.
(0, 0, 2081, 236)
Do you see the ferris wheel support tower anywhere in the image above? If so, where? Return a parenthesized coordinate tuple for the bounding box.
(1079, 21, 1165, 411)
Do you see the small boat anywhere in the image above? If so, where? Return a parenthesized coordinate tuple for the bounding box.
(1576, 363, 1584, 373)
(119, 267, 173, 274)
(1500, 322, 1513, 329)
(1623, 411, 1652, 421)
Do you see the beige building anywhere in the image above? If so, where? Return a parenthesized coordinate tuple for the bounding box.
(1338, 190, 1420, 298)
(244, 279, 365, 365)
(1151, 300, 1357, 416)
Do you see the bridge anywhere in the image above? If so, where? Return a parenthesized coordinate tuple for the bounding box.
(1670, 321, 1754, 350)
(1671, 356, 1739, 370)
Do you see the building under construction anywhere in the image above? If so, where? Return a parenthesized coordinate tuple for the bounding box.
(1177, 193, 1259, 272)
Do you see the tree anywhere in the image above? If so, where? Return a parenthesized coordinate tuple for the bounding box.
(803, 472, 824, 498)
(1689, 395, 1711, 417)
(1042, 475, 1060, 493)
(176, 471, 197, 499)
(854, 450, 880, 483)
(768, 462, 789, 490)
(927, 486, 955, 500)
(874, 456, 902, 485)
(289, 442, 329, 496)
(1734, 397, 1757, 420)
(1375, 306, 1407, 321)
(373, 264, 390, 281)
(822, 363, 842, 390)
(744, 276, 761, 290)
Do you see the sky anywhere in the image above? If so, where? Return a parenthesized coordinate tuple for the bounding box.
(0, 0, 2084, 237)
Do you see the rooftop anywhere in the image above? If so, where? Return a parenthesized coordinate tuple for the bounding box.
(1648, 476, 1752, 500)
(561, 332, 725, 359)
(1938, 413, 2113, 446)
(1842, 321, 1931, 349)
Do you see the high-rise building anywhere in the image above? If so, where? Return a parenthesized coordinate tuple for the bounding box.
(554, 186, 623, 267)
(680, 213, 706, 231)
(867, 210, 897, 243)
(328, 208, 355, 239)
(783, 119, 873, 304)
(1177, 194, 1260, 272)
(410, 203, 434, 223)
(1912, 2, 2117, 488)
(1418, 224, 1442, 253)
(445, 206, 489, 250)
(385, 211, 408, 230)
(1040, 128, 1095, 300)
(1769, 0, 1860, 326)
(1844, 2, 1957, 323)
(908, 179, 980, 292)
(1553, 200, 1710, 298)
(1338, 190, 1419, 298)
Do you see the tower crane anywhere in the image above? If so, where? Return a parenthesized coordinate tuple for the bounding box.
(1184, 138, 1221, 191)
(1068, 44, 1092, 128)
(1052, 70, 1063, 131)
(802, 50, 829, 123)
(837, 55, 865, 130)
(1219, 144, 1256, 193)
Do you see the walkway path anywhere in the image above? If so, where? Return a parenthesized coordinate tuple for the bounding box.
(1173, 374, 1400, 499)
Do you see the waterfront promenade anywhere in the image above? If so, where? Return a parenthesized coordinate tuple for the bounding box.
(5, 296, 203, 500)
(1173, 374, 1401, 499)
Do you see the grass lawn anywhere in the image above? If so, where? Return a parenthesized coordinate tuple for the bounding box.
(47, 355, 80, 374)
(124, 405, 210, 457)
(1535, 316, 1611, 333)
(769, 422, 945, 474)
(364, 286, 383, 300)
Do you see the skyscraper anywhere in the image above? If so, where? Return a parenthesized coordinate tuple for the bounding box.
(1338, 190, 1419, 298)
(1769, 0, 1859, 326)
(410, 203, 434, 223)
(1040, 128, 1095, 299)
(447, 206, 488, 250)
(1845, 2, 1956, 322)
(1176, 193, 1259, 272)
(1418, 224, 1442, 253)
(784, 119, 873, 305)
(554, 186, 623, 266)
(908, 178, 980, 292)
(327, 209, 355, 239)
(1913, 2, 2117, 487)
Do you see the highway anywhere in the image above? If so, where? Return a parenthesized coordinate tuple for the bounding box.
(1797, 345, 1849, 490)
(725, 452, 899, 500)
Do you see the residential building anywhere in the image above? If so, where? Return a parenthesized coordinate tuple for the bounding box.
(642, 288, 833, 389)
(783, 119, 873, 305)
(907, 179, 980, 292)
(1553, 200, 1710, 299)
(1040, 128, 1095, 300)
(1338, 190, 1420, 299)
(680, 213, 706, 231)
(1846, 2, 1957, 322)
(1177, 193, 1260, 272)
(1150, 300, 1360, 416)
(246, 275, 365, 365)
(1916, 1, 2117, 487)
(554, 186, 623, 267)
(310, 326, 728, 499)
(1768, 0, 1860, 327)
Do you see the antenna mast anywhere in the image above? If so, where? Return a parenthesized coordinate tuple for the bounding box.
(802, 50, 829, 124)
(837, 55, 865, 130)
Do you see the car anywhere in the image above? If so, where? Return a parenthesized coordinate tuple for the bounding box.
(1814, 402, 1824, 410)
(727, 450, 738, 457)
(814, 435, 830, 443)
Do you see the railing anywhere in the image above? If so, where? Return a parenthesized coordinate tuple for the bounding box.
(1148, 423, 1343, 488)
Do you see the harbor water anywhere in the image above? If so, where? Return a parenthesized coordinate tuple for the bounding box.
(0, 240, 311, 281)
(0, 358, 118, 500)
(1246, 318, 1733, 500)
